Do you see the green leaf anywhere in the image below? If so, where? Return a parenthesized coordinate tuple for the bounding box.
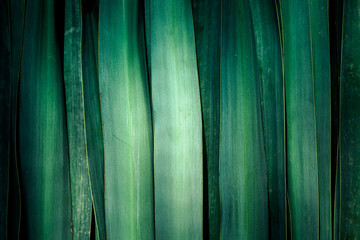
(146, 0, 203, 239)
(334, 149, 340, 240)
(0, 1, 11, 238)
(338, 0, 360, 238)
(64, 0, 92, 238)
(7, 0, 26, 238)
(329, 1, 343, 236)
(18, 0, 72, 238)
(220, 0, 269, 239)
(249, 0, 286, 239)
(281, 0, 331, 238)
(82, 3, 106, 240)
(282, 0, 320, 238)
(99, 0, 154, 239)
(308, 1, 332, 239)
(191, 0, 221, 239)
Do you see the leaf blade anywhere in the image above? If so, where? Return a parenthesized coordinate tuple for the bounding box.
(19, 0, 72, 238)
(82, 3, 106, 239)
(64, 0, 92, 238)
(249, 0, 286, 238)
(147, 0, 203, 238)
(220, 0, 269, 238)
(99, 1, 155, 238)
(0, 1, 11, 237)
(191, 0, 221, 239)
(339, 0, 360, 238)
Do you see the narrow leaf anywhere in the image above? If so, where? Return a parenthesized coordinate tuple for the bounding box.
(64, 0, 92, 238)
(147, 0, 203, 238)
(18, 0, 72, 238)
(7, 0, 26, 237)
(338, 0, 360, 237)
(281, 0, 331, 238)
(308, 1, 332, 239)
(249, 0, 286, 239)
(220, 0, 269, 239)
(191, 0, 221, 239)
(99, 0, 155, 239)
(0, 1, 11, 238)
(82, 2, 106, 239)
(329, 0, 343, 215)
(334, 149, 340, 240)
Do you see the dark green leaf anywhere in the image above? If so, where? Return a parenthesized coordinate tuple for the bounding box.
(249, 0, 286, 239)
(7, 0, 26, 238)
(220, 0, 269, 238)
(18, 0, 72, 238)
(191, 0, 221, 239)
(281, 0, 331, 238)
(0, 1, 11, 238)
(64, 0, 92, 238)
(338, 0, 360, 237)
(82, 4, 106, 240)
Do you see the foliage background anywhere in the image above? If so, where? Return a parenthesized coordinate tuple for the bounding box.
(0, 0, 359, 239)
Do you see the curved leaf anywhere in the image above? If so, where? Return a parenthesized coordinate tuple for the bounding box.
(0, 1, 11, 238)
(7, 0, 26, 238)
(99, 0, 154, 239)
(191, 0, 221, 239)
(147, 0, 203, 239)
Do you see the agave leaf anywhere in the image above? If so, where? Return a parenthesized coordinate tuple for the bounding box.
(338, 0, 360, 238)
(220, 0, 269, 239)
(18, 0, 72, 238)
(146, 0, 203, 239)
(281, 0, 331, 238)
(191, 0, 221, 239)
(0, 1, 11, 238)
(308, 1, 332, 238)
(82, 3, 106, 239)
(249, 0, 286, 239)
(64, 0, 92, 238)
(283, 0, 320, 236)
(99, 0, 154, 239)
